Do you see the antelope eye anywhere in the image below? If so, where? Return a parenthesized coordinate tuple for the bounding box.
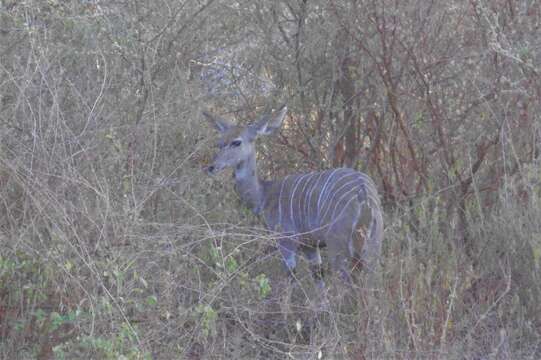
(230, 140, 242, 147)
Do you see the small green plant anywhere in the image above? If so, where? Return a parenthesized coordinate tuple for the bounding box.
(146, 294, 158, 306)
(254, 273, 271, 299)
(53, 322, 149, 360)
(195, 304, 217, 338)
(207, 242, 240, 274)
(208, 244, 221, 268)
(225, 256, 238, 273)
(49, 310, 77, 331)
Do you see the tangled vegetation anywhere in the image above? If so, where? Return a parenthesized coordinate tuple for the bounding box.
(1, 1, 540, 358)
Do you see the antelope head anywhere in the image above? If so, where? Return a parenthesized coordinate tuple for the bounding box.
(204, 105, 288, 175)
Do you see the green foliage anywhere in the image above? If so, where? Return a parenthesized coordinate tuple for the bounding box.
(54, 329, 150, 360)
(146, 295, 158, 307)
(254, 273, 272, 299)
(225, 256, 239, 273)
(195, 304, 218, 338)
(49, 311, 76, 332)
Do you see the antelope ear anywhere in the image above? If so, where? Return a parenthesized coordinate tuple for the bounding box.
(249, 105, 287, 138)
(202, 111, 232, 133)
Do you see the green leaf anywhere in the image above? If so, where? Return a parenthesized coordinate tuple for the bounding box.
(34, 308, 46, 322)
(225, 256, 238, 273)
(196, 304, 217, 338)
(146, 295, 158, 306)
(255, 273, 271, 299)
(50, 311, 63, 331)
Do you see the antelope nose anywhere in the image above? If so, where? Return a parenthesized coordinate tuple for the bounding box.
(207, 165, 215, 174)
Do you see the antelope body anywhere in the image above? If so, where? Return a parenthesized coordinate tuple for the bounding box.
(205, 106, 383, 285)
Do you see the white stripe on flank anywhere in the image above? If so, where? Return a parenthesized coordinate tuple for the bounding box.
(319, 173, 359, 223)
(320, 179, 361, 223)
(318, 169, 350, 222)
(320, 171, 357, 210)
(299, 172, 316, 231)
(324, 191, 359, 236)
(316, 169, 341, 219)
(327, 184, 363, 226)
(278, 175, 290, 230)
(289, 173, 309, 232)
(357, 172, 377, 188)
(306, 171, 325, 229)
(301, 173, 313, 231)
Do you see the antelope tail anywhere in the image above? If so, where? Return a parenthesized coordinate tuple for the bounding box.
(360, 196, 384, 273)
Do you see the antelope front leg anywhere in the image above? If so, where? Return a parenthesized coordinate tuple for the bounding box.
(303, 247, 325, 289)
(278, 239, 298, 282)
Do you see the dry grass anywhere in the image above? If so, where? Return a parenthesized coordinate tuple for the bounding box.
(1, 1, 540, 358)
(1, 143, 540, 359)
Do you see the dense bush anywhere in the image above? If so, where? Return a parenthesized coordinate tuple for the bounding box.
(1, 1, 540, 358)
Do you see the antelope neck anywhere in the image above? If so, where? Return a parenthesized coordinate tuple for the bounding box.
(233, 153, 265, 214)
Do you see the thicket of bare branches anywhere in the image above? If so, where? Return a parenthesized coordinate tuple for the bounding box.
(1, 0, 540, 359)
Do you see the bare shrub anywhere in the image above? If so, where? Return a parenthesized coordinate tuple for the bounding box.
(1, 0, 540, 359)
